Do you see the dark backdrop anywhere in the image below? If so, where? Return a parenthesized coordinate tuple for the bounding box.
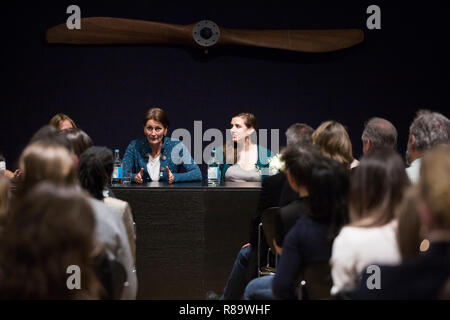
(1, 1, 449, 175)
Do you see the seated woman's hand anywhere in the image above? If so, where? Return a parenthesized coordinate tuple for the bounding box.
(134, 168, 144, 184)
(166, 166, 174, 184)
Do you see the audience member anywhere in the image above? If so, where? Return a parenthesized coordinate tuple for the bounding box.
(219, 123, 313, 300)
(396, 185, 423, 260)
(61, 128, 94, 158)
(330, 148, 410, 295)
(361, 117, 398, 153)
(349, 145, 450, 299)
(312, 121, 356, 169)
(245, 156, 350, 300)
(79, 146, 136, 264)
(49, 113, 77, 131)
(15, 141, 77, 200)
(406, 110, 450, 183)
(0, 153, 20, 181)
(0, 182, 102, 299)
(0, 174, 11, 233)
(15, 139, 137, 299)
(285, 123, 314, 146)
(274, 144, 323, 247)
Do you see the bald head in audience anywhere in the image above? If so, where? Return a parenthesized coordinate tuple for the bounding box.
(361, 117, 398, 154)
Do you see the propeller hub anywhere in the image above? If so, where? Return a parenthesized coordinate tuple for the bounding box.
(193, 20, 220, 47)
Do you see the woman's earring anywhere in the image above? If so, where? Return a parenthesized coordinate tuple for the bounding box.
(419, 225, 430, 252)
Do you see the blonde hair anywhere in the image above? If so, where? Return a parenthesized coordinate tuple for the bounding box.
(16, 142, 76, 199)
(312, 121, 353, 168)
(419, 145, 450, 230)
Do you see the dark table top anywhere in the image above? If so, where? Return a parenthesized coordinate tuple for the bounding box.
(110, 181, 262, 189)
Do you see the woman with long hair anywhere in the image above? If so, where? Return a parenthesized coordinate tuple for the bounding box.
(330, 148, 410, 295)
(0, 183, 102, 299)
(218, 112, 273, 182)
(49, 113, 77, 131)
(312, 121, 357, 169)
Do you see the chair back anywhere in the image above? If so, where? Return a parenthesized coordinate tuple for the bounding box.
(261, 207, 282, 253)
(299, 261, 332, 300)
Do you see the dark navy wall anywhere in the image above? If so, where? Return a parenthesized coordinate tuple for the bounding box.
(1, 1, 449, 174)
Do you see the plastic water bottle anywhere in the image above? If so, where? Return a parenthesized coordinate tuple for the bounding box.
(207, 148, 220, 186)
(112, 149, 123, 184)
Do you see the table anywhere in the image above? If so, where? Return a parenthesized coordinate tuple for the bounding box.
(111, 182, 261, 299)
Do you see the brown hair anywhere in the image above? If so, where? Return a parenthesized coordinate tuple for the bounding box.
(15, 141, 76, 200)
(0, 182, 102, 299)
(0, 174, 11, 233)
(223, 112, 258, 164)
(60, 128, 93, 157)
(0, 174, 10, 217)
(396, 185, 422, 260)
(312, 121, 354, 168)
(142, 108, 170, 128)
(350, 148, 410, 227)
(419, 145, 450, 230)
(49, 113, 77, 130)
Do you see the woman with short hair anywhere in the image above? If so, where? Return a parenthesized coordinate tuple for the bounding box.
(79, 146, 136, 263)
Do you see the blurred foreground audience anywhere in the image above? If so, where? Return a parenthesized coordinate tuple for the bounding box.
(0, 183, 102, 299)
(330, 148, 410, 295)
(347, 145, 450, 299)
(78, 146, 136, 264)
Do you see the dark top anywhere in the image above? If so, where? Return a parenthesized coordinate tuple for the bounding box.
(279, 180, 299, 207)
(272, 216, 331, 300)
(246, 172, 297, 281)
(249, 172, 297, 247)
(277, 198, 310, 246)
(347, 241, 450, 300)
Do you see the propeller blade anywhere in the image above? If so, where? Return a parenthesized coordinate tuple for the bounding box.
(46, 17, 364, 52)
(219, 28, 364, 53)
(46, 17, 194, 45)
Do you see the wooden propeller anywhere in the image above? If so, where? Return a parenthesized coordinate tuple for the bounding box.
(46, 17, 364, 53)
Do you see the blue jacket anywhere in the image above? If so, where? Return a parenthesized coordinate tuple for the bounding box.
(123, 137, 202, 183)
(216, 145, 273, 183)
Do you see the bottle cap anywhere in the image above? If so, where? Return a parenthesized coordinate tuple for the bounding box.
(115, 149, 119, 153)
